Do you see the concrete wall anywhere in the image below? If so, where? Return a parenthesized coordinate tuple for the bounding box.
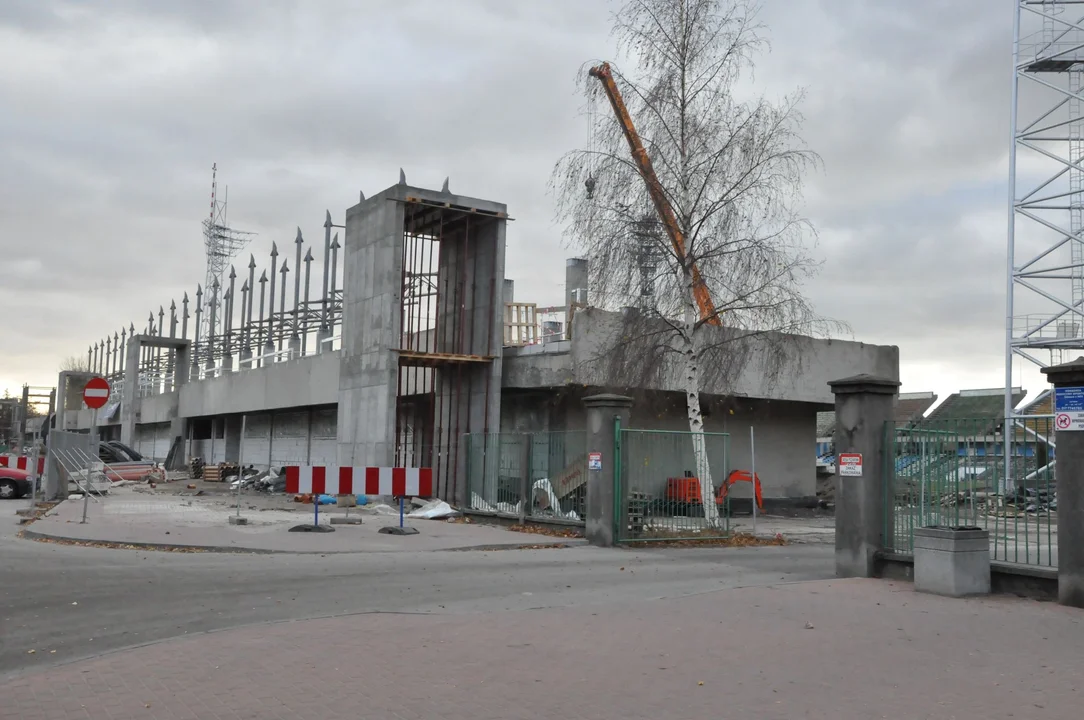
(133, 422, 172, 462)
(180, 353, 339, 418)
(498, 387, 819, 501)
(503, 308, 899, 406)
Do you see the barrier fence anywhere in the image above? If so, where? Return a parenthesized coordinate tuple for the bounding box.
(885, 417, 1056, 567)
(464, 432, 587, 524)
(616, 427, 731, 542)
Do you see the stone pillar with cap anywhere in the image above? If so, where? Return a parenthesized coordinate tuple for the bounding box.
(829, 374, 900, 578)
(1041, 357, 1084, 608)
(583, 393, 633, 548)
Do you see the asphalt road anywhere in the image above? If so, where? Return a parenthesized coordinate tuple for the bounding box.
(0, 511, 833, 680)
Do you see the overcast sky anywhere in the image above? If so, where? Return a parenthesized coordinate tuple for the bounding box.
(0, 0, 1032, 405)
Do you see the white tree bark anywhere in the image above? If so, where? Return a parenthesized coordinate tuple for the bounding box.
(679, 270, 719, 528)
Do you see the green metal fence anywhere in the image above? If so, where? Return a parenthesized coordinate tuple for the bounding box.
(464, 431, 587, 524)
(884, 417, 1056, 567)
(616, 424, 730, 542)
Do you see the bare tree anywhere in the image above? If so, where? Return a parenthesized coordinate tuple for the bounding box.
(59, 356, 91, 373)
(552, 0, 841, 526)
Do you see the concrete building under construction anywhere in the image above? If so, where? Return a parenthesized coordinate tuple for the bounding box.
(54, 177, 898, 514)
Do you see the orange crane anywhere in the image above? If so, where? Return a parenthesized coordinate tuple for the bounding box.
(588, 62, 721, 326)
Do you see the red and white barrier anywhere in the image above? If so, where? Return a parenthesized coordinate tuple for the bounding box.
(285, 466, 433, 497)
(0, 455, 45, 475)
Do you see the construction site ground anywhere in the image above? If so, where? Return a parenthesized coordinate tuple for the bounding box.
(21, 482, 576, 553)
(18, 479, 838, 553)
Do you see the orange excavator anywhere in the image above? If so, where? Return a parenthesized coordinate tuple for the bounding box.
(588, 62, 720, 326)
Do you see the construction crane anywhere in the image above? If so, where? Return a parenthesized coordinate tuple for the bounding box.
(588, 62, 721, 326)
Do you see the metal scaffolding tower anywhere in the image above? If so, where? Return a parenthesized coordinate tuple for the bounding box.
(202, 164, 254, 342)
(1006, 1, 1084, 485)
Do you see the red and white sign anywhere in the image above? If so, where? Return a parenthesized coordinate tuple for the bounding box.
(0, 454, 45, 475)
(1056, 412, 1073, 430)
(82, 377, 111, 409)
(588, 452, 602, 471)
(838, 453, 863, 477)
(285, 466, 433, 497)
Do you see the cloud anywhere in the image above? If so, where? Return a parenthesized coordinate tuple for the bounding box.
(0, 0, 1037, 404)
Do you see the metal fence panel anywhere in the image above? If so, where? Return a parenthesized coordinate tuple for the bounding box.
(465, 431, 586, 524)
(884, 418, 1056, 567)
(618, 429, 730, 541)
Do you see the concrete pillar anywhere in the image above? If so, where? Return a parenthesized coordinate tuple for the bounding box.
(1041, 358, 1084, 608)
(502, 279, 514, 305)
(828, 374, 900, 578)
(583, 393, 632, 548)
(565, 258, 588, 313)
(121, 337, 143, 447)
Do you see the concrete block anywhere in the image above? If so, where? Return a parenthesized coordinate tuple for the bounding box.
(228, 516, 249, 526)
(330, 516, 363, 525)
(914, 526, 990, 598)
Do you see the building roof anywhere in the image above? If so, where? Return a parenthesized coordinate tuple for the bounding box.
(896, 391, 937, 427)
(925, 387, 1025, 423)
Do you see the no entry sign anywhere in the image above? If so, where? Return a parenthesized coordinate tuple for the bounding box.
(83, 377, 111, 409)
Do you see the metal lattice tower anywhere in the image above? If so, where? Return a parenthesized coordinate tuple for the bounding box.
(202, 164, 254, 340)
(1006, 0, 1084, 483)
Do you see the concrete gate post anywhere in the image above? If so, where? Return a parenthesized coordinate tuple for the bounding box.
(1041, 358, 1084, 608)
(583, 393, 632, 548)
(829, 374, 900, 578)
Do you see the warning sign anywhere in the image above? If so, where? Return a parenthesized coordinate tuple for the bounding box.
(1054, 386, 1084, 431)
(838, 453, 863, 477)
(588, 452, 602, 471)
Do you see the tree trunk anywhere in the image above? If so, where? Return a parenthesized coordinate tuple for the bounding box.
(680, 272, 719, 528)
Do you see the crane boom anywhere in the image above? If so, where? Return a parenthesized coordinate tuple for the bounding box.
(588, 62, 720, 326)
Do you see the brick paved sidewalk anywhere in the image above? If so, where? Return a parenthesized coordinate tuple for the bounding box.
(3, 578, 1082, 719)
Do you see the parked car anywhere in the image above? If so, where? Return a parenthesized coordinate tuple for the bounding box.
(0, 467, 30, 500)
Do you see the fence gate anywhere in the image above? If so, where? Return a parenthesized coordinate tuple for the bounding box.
(884, 418, 1056, 567)
(615, 422, 731, 542)
(464, 431, 587, 524)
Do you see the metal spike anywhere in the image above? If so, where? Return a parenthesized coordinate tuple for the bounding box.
(248, 253, 256, 269)
(270, 241, 278, 257)
(441, 177, 450, 193)
(324, 210, 332, 228)
(359, 190, 365, 201)
(399, 168, 406, 185)
(229, 265, 237, 280)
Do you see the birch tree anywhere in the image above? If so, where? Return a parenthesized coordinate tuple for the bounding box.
(553, 0, 838, 526)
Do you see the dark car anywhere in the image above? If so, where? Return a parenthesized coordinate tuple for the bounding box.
(0, 467, 31, 500)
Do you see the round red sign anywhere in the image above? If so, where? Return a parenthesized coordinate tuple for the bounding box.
(83, 377, 111, 409)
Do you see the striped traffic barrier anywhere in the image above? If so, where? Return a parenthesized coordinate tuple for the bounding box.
(284, 466, 433, 498)
(0, 455, 45, 475)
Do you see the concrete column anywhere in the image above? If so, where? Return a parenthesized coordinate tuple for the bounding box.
(1041, 358, 1084, 608)
(121, 336, 143, 447)
(828, 374, 900, 578)
(565, 258, 588, 313)
(584, 393, 632, 548)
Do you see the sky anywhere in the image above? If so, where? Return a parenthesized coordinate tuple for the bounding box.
(0, 0, 1042, 407)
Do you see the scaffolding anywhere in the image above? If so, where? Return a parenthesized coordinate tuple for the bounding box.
(1006, 0, 1084, 487)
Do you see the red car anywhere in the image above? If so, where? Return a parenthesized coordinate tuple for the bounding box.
(0, 467, 31, 500)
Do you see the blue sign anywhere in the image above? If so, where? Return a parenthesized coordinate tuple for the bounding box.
(1055, 386, 1084, 413)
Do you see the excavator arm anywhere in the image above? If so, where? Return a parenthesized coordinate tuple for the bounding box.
(588, 62, 720, 327)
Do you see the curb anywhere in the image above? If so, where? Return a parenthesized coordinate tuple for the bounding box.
(18, 528, 583, 555)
